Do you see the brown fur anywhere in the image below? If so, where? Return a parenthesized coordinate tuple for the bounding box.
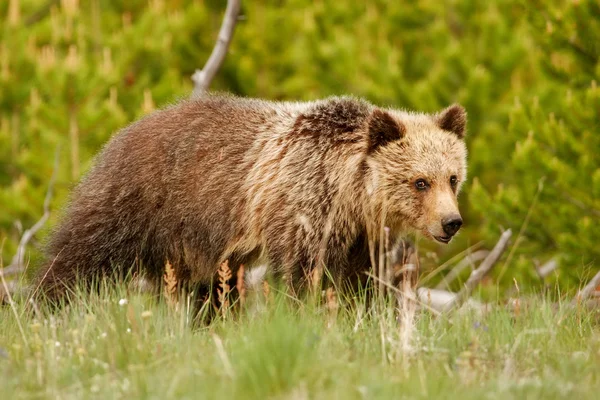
(34, 94, 467, 302)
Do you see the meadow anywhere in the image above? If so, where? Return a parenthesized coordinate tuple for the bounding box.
(1, 1, 599, 398)
(2, 277, 600, 399)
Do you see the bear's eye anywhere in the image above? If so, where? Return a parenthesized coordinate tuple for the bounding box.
(450, 175, 458, 188)
(415, 179, 429, 191)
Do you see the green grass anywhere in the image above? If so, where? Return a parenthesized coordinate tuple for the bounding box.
(1, 284, 599, 399)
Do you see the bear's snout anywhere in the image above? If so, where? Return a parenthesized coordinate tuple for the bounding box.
(442, 215, 463, 237)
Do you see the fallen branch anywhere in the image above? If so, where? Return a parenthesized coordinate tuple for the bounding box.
(365, 271, 441, 316)
(435, 249, 490, 290)
(416, 287, 486, 314)
(572, 270, 600, 306)
(535, 258, 558, 280)
(5, 148, 60, 272)
(0, 278, 18, 303)
(0, 264, 24, 277)
(442, 229, 512, 312)
(191, 0, 241, 97)
(418, 241, 482, 286)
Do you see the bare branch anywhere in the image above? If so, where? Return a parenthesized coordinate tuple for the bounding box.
(5, 148, 60, 272)
(0, 278, 18, 303)
(443, 229, 513, 312)
(572, 270, 600, 306)
(435, 249, 490, 290)
(191, 0, 241, 97)
(365, 271, 442, 316)
(416, 287, 487, 314)
(536, 258, 558, 280)
(0, 264, 24, 277)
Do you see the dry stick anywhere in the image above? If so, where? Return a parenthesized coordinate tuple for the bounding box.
(443, 229, 512, 312)
(384, 229, 395, 327)
(571, 270, 600, 306)
(399, 259, 417, 356)
(365, 272, 442, 317)
(191, 0, 242, 97)
(377, 203, 388, 299)
(366, 222, 378, 296)
(419, 241, 483, 286)
(6, 148, 60, 272)
(536, 258, 558, 280)
(313, 192, 341, 295)
(384, 227, 392, 291)
(435, 249, 490, 290)
(0, 264, 25, 277)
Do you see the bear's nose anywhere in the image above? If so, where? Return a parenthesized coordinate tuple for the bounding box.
(442, 216, 463, 237)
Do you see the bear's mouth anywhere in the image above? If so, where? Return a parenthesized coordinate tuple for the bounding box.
(434, 235, 452, 244)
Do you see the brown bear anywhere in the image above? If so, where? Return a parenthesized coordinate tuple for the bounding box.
(34, 94, 467, 303)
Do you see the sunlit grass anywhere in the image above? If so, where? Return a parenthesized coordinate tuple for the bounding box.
(1, 283, 599, 399)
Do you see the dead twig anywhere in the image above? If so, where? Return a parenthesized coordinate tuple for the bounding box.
(444, 229, 512, 312)
(365, 272, 442, 317)
(416, 287, 487, 314)
(377, 204, 388, 299)
(418, 241, 483, 286)
(0, 278, 19, 303)
(435, 250, 490, 290)
(417, 287, 456, 313)
(0, 264, 25, 277)
(191, 0, 241, 97)
(572, 270, 600, 306)
(398, 259, 417, 356)
(535, 258, 558, 280)
(6, 147, 60, 272)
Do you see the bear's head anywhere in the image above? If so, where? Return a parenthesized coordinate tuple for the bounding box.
(364, 104, 467, 244)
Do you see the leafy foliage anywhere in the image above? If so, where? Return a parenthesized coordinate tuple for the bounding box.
(470, 0, 600, 287)
(0, 0, 597, 288)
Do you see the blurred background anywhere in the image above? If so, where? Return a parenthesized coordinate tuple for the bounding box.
(0, 0, 598, 294)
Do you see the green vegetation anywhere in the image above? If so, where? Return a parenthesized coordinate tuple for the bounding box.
(2, 2, 599, 397)
(470, 0, 600, 287)
(1, 1, 598, 288)
(1, 284, 600, 399)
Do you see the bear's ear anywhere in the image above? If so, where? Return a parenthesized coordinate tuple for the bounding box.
(368, 109, 405, 153)
(435, 104, 467, 139)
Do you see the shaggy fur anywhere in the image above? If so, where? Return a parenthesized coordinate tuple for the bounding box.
(34, 94, 467, 302)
